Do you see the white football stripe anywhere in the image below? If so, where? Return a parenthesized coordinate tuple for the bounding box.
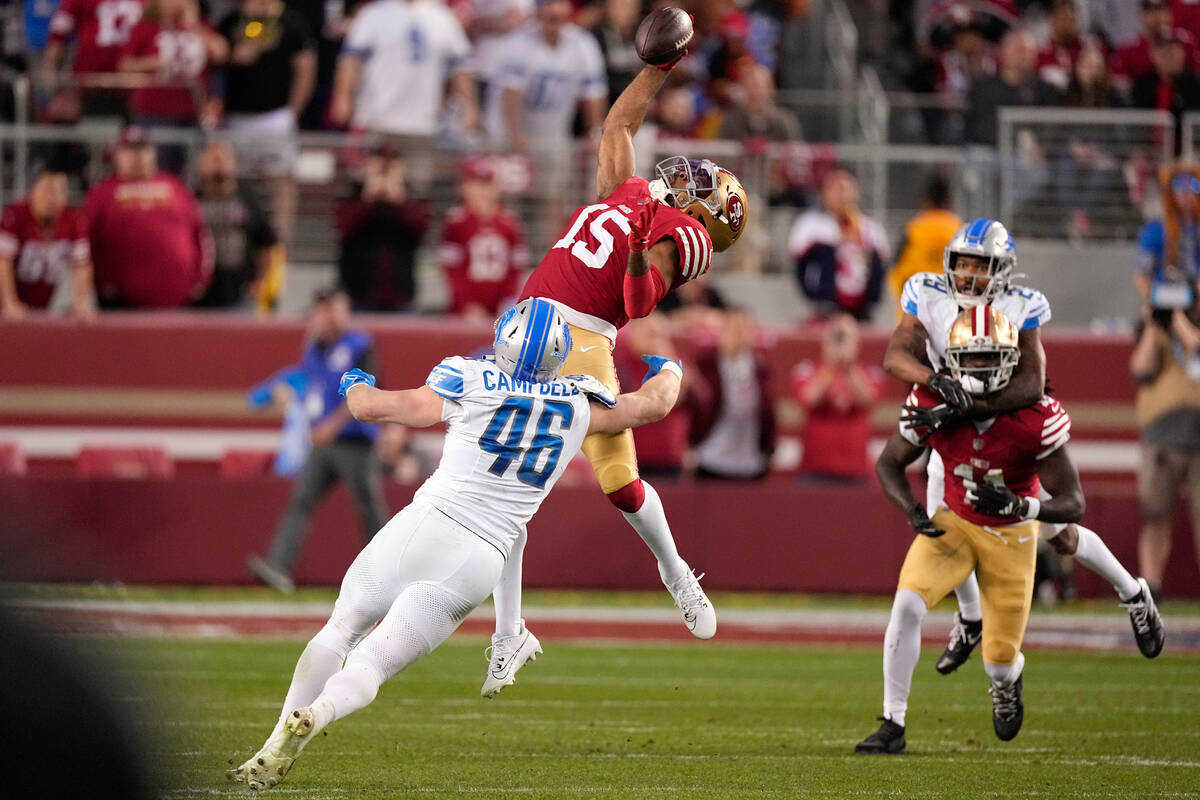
(675, 226, 693, 277)
(686, 227, 704, 278)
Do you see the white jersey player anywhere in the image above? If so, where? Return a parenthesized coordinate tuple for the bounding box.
(885, 218, 1163, 671)
(334, 0, 473, 137)
(486, 7, 607, 151)
(226, 298, 685, 791)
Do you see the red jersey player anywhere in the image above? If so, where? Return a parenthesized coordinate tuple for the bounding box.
(118, 0, 228, 125)
(439, 157, 528, 319)
(0, 167, 95, 319)
(481, 17, 750, 698)
(45, 0, 145, 118)
(862, 305, 1086, 754)
(84, 126, 213, 307)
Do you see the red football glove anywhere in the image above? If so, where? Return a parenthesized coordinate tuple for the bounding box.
(628, 201, 660, 251)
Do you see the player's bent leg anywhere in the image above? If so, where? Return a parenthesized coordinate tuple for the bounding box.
(976, 526, 1035, 742)
(939, 572, 983, 676)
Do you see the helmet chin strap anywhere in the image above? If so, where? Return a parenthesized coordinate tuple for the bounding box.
(648, 178, 670, 203)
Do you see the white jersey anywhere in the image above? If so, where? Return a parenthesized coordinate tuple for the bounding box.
(486, 23, 607, 147)
(342, 0, 472, 136)
(414, 356, 592, 558)
(468, 0, 535, 84)
(900, 272, 1051, 369)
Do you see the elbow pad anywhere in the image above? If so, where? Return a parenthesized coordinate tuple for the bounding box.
(623, 267, 667, 319)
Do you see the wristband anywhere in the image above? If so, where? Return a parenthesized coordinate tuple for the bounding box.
(658, 360, 683, 380)
(1021, 496, 1040, 521)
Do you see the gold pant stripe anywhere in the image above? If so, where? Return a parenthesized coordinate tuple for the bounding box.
(565, 326, 639, 494)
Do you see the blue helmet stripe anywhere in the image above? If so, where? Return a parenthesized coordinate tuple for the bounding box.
(964, 218, 993, 246)
(518, 299, 553, 381)
(514, 301, 542, 379)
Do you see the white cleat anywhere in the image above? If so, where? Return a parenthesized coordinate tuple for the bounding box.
(664, 570, 717, 639)
(481, 620, 542, 698)
(225, 707, 315, 791)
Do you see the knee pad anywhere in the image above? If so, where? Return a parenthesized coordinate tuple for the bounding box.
(606, 479, 646, 513)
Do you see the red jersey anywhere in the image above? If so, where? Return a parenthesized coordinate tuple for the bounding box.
(901, 386, 1072, 526)
(439, 204, 528, 316)
(121, 19, 212, 120)
(50, 0, 144, 74)
(84, 173, 212, 307)
(0, 201, 89, 308)
(520, 177, 713, 337)
(1036, 34, 1104, 88)
(793, 360, 884, 480)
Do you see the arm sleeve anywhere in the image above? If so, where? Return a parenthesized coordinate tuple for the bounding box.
(1021, 289, 1052, 330)
(1037, 399, 1071, 460)
(426, 356, 467, 400)
(623, 265, 668, 319)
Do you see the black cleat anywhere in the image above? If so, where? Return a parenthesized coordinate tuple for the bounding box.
(855, 717, 906, 754)
(936, 612, 982, 675)
(1122, 578, 1165, 659)
(989, 674, 1024, 741)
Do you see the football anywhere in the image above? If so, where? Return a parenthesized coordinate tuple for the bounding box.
(634, 7, 694, 67)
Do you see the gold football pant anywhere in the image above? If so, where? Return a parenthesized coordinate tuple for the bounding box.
(563, 326, 639, 493)
(897, 508, 1037, 666)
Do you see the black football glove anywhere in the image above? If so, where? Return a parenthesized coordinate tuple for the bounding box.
(967, 482, 1029, 519)
(926, 369, 973, 411)
(899, 402, 961, 443)
(905, 502, 945, 538)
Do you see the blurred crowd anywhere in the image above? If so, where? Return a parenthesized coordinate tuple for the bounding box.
(893, 0, 1200, 146)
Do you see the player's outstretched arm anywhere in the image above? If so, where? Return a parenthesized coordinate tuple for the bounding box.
(340, 370, 445, 428)
(595, 66, 669, 200)
(588, 355, 682, 434)
(883, 313, 935, 386)
(969, 327, 1046, 416)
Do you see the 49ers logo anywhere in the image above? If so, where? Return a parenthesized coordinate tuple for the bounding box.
(726, 192, 745, 232)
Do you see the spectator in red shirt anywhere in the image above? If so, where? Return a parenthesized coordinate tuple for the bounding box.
(439, 156, 528, 321)
(1036, 0, 1106, 92)
(85, 126, 213, 308)
(1113, 0, 1190, 88)
(613, 312, 699, 480)
(335, 142, 430, 312)
(691, 308, 776, 482)
(792, 313, 883, 483)
(118, 0, 227, 129)
(44, 0, 146, 118)
(0, 166, 95, 320)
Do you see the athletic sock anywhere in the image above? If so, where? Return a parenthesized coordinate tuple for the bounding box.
(278, 636, 349, 724)
(312, 656, 385, 733)
(492, 528, 526, 638)
(984, 652, 1025, 687)
(1071, 525, 1141, 601)
(882, 589, 927, 728)
(953, 571, 983, 622)
(621, 480, 689, 585)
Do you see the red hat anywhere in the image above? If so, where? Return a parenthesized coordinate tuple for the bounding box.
(116, 125, 150, 147)
(461, 156, 497, 182)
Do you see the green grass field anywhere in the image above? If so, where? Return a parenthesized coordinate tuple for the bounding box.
(104, 635, 1200, 799)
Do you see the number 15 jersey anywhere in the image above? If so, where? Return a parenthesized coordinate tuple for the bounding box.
(520, 177, 714, 342)
(414, 356, 593, 557)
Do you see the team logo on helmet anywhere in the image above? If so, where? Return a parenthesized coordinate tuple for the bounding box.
(727, 191, 745, 233)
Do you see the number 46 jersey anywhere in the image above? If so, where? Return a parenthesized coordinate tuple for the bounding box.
(413, 356, 593, 557)
(520, 177, 713, 341)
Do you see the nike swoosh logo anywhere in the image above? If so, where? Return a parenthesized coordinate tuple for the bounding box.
(580, 345, 603, 352)
(1017, 535, 1034, 543)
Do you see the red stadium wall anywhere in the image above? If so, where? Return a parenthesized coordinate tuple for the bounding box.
(1, 314, 1197, 596)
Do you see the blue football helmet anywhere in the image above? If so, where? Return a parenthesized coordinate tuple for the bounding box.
(493, 298, 572, 383)
(943, 218, 1017, 308)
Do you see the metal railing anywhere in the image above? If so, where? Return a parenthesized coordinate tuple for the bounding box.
(997, 107, 1174, 242)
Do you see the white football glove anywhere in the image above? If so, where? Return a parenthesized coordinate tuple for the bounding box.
(565, 374, 617, 408)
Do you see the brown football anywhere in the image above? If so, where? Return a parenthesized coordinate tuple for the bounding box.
(634, 7, 694, 67)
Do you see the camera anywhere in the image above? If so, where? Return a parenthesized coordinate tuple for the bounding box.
(1150, 276, 1195, 329)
